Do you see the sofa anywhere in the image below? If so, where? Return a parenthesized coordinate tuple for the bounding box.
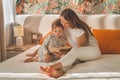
(1, 14, 120, 80)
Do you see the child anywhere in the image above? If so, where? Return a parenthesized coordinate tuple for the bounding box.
(24, 18, 71, 63)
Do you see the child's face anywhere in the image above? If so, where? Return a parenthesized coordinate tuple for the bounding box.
(52, 26, 63, 38)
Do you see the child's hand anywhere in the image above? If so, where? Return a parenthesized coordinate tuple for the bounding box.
(54, 52, 61, 58)
(44, 53, 53, 63)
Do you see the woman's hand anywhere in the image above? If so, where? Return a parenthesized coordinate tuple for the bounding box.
(44, 53, 53, 62)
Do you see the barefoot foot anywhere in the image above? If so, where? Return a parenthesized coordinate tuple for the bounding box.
(40, 66, 65, 78)
(24, 57, 38, 63)
(26, 54, 35, 57)
(49, 69, 65, 78)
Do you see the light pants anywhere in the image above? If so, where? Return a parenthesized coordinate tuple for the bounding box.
(57, 44, 101, 68)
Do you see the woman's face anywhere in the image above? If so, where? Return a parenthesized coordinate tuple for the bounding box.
(60, 16, 71, 28)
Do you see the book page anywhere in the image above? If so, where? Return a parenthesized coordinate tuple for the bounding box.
(49, 47, 71, 52)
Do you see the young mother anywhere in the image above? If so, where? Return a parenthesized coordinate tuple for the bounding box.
(40, 8, 101, 78)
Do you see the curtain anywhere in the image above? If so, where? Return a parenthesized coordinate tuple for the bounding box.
(3, 0, 16, 46)
(0, 0, 6, 62)
(0, 0, 16, 62)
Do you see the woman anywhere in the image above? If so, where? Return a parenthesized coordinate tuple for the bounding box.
(40, 8, 101, 78)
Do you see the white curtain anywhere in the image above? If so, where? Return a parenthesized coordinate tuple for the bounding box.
(0, 0, 5, 62)
(3, 0, 16, 46)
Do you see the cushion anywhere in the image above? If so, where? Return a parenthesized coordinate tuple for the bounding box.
(93, 29, 120, 54)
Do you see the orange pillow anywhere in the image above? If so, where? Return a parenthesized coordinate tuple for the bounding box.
(39, 31, 52, 45)
(93, 29, 120, 54)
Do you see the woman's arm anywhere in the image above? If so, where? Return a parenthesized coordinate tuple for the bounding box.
(76, 33, 87, 47)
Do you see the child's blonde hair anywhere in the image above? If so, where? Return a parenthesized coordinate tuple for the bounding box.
(51, 18, 64, 31)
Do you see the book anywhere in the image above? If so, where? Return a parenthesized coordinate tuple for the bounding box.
(49, 47, 72, 53)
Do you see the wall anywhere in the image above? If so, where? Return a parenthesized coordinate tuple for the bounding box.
(16, 0, 120, 15)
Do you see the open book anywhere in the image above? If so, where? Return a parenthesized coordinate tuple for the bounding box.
(49, 47, 72, 53)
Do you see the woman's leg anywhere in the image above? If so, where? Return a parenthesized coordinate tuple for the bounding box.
(75, 46, 101, 61)
(58, 45, 101, 67)
(40, 45, 101, 77)
(40, 45, 101, 70)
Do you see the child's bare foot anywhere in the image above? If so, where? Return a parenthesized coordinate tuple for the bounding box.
(24, 57, 38, 63)
(26, 53, 35, 57)
(24, 57, 32, 63)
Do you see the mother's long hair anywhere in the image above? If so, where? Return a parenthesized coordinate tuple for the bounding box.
(60, 8, 93, 42)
